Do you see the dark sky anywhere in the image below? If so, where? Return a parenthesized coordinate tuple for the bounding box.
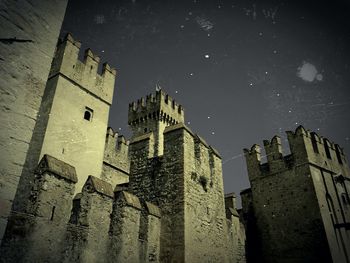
(61, 0, 350, 202)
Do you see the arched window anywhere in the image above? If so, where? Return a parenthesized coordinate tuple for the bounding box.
(323, 139, 332, 159)
(84, 107, 93, 121)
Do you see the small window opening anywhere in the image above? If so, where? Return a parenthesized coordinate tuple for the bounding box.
(323, 139, 332, 159)
(144, 128, 148, 133)
(50, 206, 56, 221)
(311, 132, 319, 153)
(335, 146, 343, 164)
(84, 107, 93, 121)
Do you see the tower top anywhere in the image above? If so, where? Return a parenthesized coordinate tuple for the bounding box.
(49, 33, 117, 105)
(244, 126, 349, 181)
(128, 89, 185, 128)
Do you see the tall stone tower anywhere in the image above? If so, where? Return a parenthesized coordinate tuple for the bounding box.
(39, 33, 117, 192)
(241, 126, 350, 263)
(13, 33, 117, 198)
(127, 90, 237, 262)
(128, 90, 184, 156)
(0, 0, 68, 243)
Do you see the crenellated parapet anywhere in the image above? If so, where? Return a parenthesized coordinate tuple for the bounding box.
(104, 127, 130, 169)
(101, 127, 130, 188)
(286, 126, 349, 175)
(128, 89, 184, 130)
(244, 125, 349, 181)
(64, 175, 161, 263)
(243, 144, 262, 181)
(48, 33, 117, 105)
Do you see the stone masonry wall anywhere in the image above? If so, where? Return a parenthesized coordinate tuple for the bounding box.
(0, 155, 77, 263)
(242, 126, 350, 263)
(64, 176, 114, 262)
(0, 0, 68, 243)
(109, 190, 142, 263)
(128, 122, 240, 262)
(101, 127, 130, 188)
(174, 125, 232, 263)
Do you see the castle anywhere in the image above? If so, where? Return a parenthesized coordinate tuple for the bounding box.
(1, 2, 350, 262)
(0, 34, 246, 263)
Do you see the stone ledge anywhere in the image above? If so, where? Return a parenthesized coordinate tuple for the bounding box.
(36, 154, 77, 183)
(145, 201, 161, 218)
(129, 132, 153, 144)
(84, 175, 114, 198)
(163, 122, 194, 136)
(117, 191, 142, 210)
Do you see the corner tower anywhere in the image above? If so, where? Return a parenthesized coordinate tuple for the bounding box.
(35, 33, 117, 192)
(128, 90, 184, 156)
(242, 126, 350, 263)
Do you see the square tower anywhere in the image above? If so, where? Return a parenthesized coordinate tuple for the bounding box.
(127, 91, 238, 262)
(242, 126, 350, 263)
(24, 33, 117, 194)
(128, 89, 184, 156)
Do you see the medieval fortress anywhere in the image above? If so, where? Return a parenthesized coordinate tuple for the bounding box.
(0, 2, 349, 263)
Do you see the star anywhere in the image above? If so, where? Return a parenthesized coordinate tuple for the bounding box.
(180, 25, 185, 29)
(211, 131, 215, 135)
(207, 116, 211, 119)
(204, 54, 210, 59)
(190, 73, 194, 76)
(187, 121, 191, 125)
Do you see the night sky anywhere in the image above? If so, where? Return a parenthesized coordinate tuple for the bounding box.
(61, 0, 350, 203)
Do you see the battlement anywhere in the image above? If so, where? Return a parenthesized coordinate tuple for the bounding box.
(105, 127, 129, 156)
(128, 89, 184, 127)
(49, 33, 117, 105)
(244, 126, 349, 180)
(129, 123, 222, 161)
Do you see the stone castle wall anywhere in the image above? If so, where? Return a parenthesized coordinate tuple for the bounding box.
(128, 123, 244, 263)
(242, 126, 350, 263)
(0, 155, 161, 263)
(36, 34, 117, 194)
(0, 0, 68, 243)
(101, 127, 130, 188)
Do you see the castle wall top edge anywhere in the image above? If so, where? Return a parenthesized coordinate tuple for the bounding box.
(37, 154, 78, 183)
